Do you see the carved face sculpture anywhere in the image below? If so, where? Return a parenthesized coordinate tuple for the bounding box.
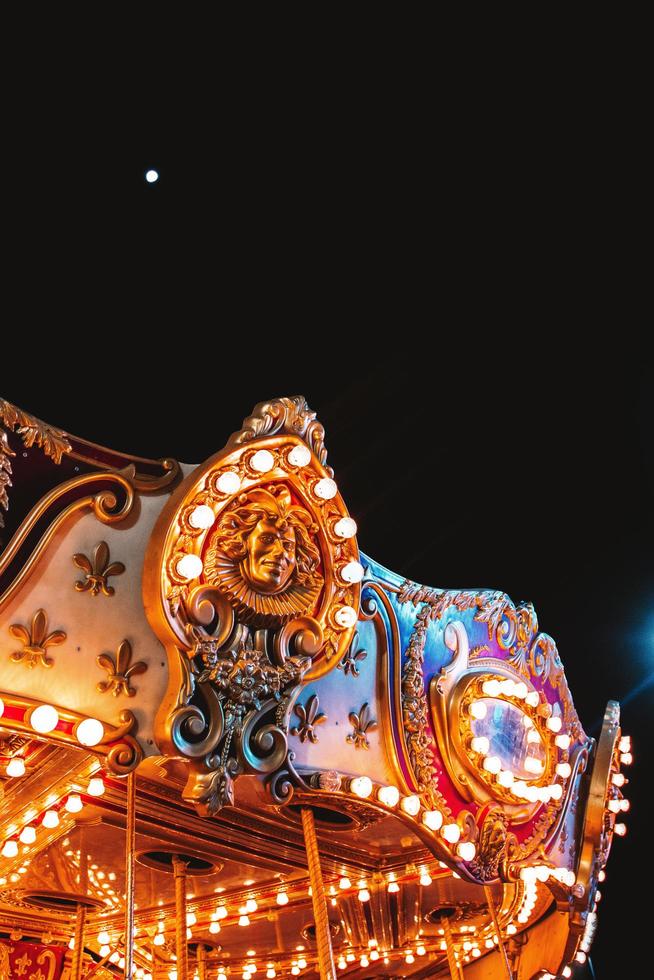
(244, 516, 297, 594)
(204, 484, 323, 625)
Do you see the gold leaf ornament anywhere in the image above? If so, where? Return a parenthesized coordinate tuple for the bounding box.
(96, 639, 148, 697)
(9, 609, 66, 668)
(73, 540, 125, 596)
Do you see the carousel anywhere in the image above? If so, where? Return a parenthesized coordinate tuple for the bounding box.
(0, 395, 630, 980)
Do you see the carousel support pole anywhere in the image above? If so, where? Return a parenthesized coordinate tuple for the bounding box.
(125, 772, 137, 980)
(300, 807, 336, 980)
(441, 916, 463, 980)
(197, 943, 207, 980)
(484, 885, 514, 980)
(173, 856, 189, 980)
(70, 903, 87, 980)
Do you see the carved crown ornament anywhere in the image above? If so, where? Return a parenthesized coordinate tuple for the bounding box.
(143, 396, 363, 815)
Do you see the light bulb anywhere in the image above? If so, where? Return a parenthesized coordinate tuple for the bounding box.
(612, 772, 625, 787)
(339, 877, 351, 889)
(350, 776, 372, 798)
(97, 931, 110, 945)
(298, 958, 307, 969)
(359, 956, 369, 968)
(556, 762, 572, 779)
(88, 778, 105, 797)
(614, 823, 627, 836)
(30, 704, 59, 734)
(483, 755, 502, 774)
(314, 478, 337, 499)
(19, 826, 36, 844)
(250, 450, 275, 473)
(471, 736, 489, 754)
(405, 954, 415, 964)
(340, 560, 364, 584)
(506, 924, 517, 935)
(267, 971, 276, 979)
(549, 783, 564, 801)
(6, 758, 25, 778)
(145, 170, 159, 183)
(334, 517, 357, 538)
(2, 840, 18, 858)
(469, 701, 487, 719)
(525, 691, 540, 707)
(100, 945, 111, 957)
(457, 841, 476, 861)
(176, 554, 203, 580)
(276, 891, 289, 905)
(377, 785, 400, 807)
(442, 823, 461, 843)
(246, 899, 257, 913)
(42, 810, 59, 829)
(186, 912, 197, 926)
(335, 605, 357, 628)
(422, 809, 443, 831)
(239, 915, 250, 926)
(153, 934, 165, 946)
(76, 717, 105, 746)
(358, 888, 370, 902)
(209, 921, 221, 934)
(370, 950, 379, 961)
(189, 505, 215, 530)
(387, 881, 399, 893)
(620, 752, 632, 765)
(419, 871, 432, 886)
(618, 736, 631, 754)
(217, 471, 240, 494)
(498, 770, 514, 787)
(65, 794, 83, 813)
(499, 679, 516, 697)
(215, 906, 228, 919)
(525, 757, 544, 774)
(482, 680, 501, 697)
(416, 946, 426, 956)
(400, 795, 421, 816)
(288, 445, 311, 467)
(546, 716, 562, 733)
(555, 733, 571, 750)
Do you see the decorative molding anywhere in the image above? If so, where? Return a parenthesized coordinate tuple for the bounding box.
(346, 702, 377, 750)
(8, 609, 66, 669)
(226, 396, 331, 475)
(73, 541, 125, 596)
(338, 630, 367, 676)
(0, 398, 71, 465)
(290, 694, 326, 744)
(97, 640, 147, 697)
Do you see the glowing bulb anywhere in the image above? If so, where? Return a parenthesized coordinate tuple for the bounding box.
(250, 450, 275, 473)
(500, 679, 516, 697)
(340, 560, 364, 584)
(387, 881, 399, 893)
(350, 776, 372, 798)
(612, 772, 625, 787)
(482, 680, 501, 697)
(555, 733, 571, 750)
(471, 736, 490, 754)
(30, 704, 59, 734)
(291, 968, 300, 976)
(483, 755, 502, 774)
(97, 931, 110, 945)
(65, 794, 83, 813)
(337, 959, 346, 970)
(405, 953, 415, 964)
(87, 778, 105, 797)
(334, 517, 357, 538)
(442, 823, 461, 843)
(339, 877, 351, 889)
(246, 899, 257, 913)
(239, 915, 250, 926)
(416, 945, 426, 956)
(546, 716, 562, 733)
(370, 950, 379, 961)
(218, 974, 227, 980)
(608, 799, 621, 813)
(335, 605, 357, 628)
(76, 717, 105, 746)
(298, 959, 307, 969)
(469, 701, 487, 719)
(276, 891, 289, 905)
(377, 785, 400, 807)
(562, 968, 572, 978)
(288, 445, 311, 467)
(614, 822, 627, 836)
(618, 736, 631, 754)
(549, 783, 563, 801)
(145, 170, 159, 183)
(176, 554, 203, 580)
(42, 810, 59, 829)
(100, 945, 111, 957)
(153, 934, 165, 946)
(19, 826, 36, 844)
(525, 691, 540, 708)
(209, 921, 220, 934)
(498, 770, 514, 787)
(217, 471, 240, 494)
(422, 809, 443, 831)
(359, 956, 369, 968)
(215, 906, 228, 919)
(2, 840, 18, 858)
(186, 912, 197, 926)
(358, 888, 370, 902)
(556, 762, 572, 778)
(419, 871, 432, 886)
(400, 795, 421, 816)
(506, 924, 517, 935)
(525, 757, 544, 775)
(189, 505, 215, 530)
(457, 841, 476, 861)
(266, 971, 276, 979)
(620, 798, 630, 811)
(620, 752, 632, 765)
(576, 951, 587, 964)
(6, 758, 25, 778)
(314, 478, 337, 499)
(527, 729, 541, 744)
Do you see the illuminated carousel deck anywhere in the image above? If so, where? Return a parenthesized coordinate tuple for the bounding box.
(0, 397, 631, 980)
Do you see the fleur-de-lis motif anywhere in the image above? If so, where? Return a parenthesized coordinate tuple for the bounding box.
(9, 609, 66, 669)
(96, 639, 147, 697)
(338, 630, 367, 676)
(346, 702, 378, 750)
(73, 541, 125, 596)
(291, 694, 326, 743)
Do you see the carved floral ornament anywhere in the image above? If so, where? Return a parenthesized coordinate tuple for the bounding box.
(144, 397, 362, 815)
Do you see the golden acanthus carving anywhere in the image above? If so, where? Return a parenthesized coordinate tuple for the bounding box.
(0, 398, 72, 465)
(226, 395, 331, 475)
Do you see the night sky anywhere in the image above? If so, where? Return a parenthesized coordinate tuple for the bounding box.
(2, 119, 649, 976)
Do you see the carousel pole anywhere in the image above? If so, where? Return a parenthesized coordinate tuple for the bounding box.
(125, 772, 137, 980)
(70, 903, 87, 980)
(484, 886, 514, 980)
(300, 808, 336, 980)
(440, 916, 463, 980)
(197, 943, 207, 980)
(173, 856, 189, 980)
